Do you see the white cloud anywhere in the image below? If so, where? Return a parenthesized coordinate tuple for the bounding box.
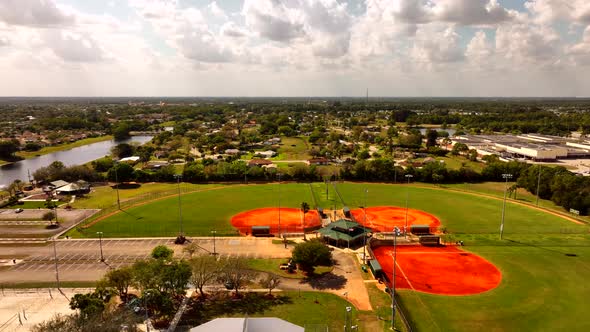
(525, 0, 590, 24)
(495, 22, 561, 66)
(42, 30, 105, 62)
(207, 1, 228, 20)
(221, 21, 250, 38)
(433, 0, 512, 26)
(411, 26, 464, 67)
(465, 30, 494, 67)
(0, 0, 74, 27)
(242, 0, 305, 42)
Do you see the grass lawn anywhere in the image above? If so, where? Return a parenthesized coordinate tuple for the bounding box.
(435, 156, 485, 171)
(71, 182, 211, 209)
(69, 182, 590, 331)
(271, 137, 311, 161)
(397, 235, 590, 332)
(69, 183, 315, 238)
(16, 201, 52, 209)
(239, 291, 360, 331)
(16, 136, 113, 159)
(244, 258, 333, 279)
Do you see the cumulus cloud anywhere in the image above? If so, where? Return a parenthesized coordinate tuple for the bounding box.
(43, 30, 105, 62)
(0, 0, 74, 27)
(207, 1, 228, 20)
(0, 36, 9, 47)
(525, 0, 590, 24)
(495, 22, 561, 66)
(411, 26, 464, 66)
(221, 21, 250, 38)
(434, 0, 512, 25)
(242, 0, 305, 42)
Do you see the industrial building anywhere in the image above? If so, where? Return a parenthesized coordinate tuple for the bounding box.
(451, 134, 590, 161)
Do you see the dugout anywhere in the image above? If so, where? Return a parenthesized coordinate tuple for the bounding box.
(411, 225, 431, 235)
(251, 226, 271, 237)
(368, 259, 383, 279)
(419, 235, 441, 246)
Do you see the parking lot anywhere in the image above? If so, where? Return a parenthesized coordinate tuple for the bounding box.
(0, 238, 292, 283)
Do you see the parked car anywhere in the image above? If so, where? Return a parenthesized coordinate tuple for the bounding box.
(14, 208, 23, 213)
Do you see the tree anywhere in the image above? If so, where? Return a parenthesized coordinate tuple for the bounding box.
(111, 143, 135, 159)
(260, 273, 281, 295)
(107, 163, 135, 182)
(451, 143, 468, 156)
(0, 139, 20, 159)
(42, 211, 56, 221)
(425, 129, 438, 147)
(467, 149, 478, 161)
(6, 179, 23, 196)
(183, 242, 201, 258)
(189, 254, 219, 296)
(104, 267, 133, 302)
(160, 260, 192, 296)
(291, 239, 333, 273)
(151, 245, 174, 261)
(219, 257, 256, 296)
(69, 293, 106, 318)
(112, 122, 131, 140)
(301, 202, 310, 240)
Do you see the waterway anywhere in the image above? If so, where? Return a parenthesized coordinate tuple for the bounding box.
(0, 136, 153, 188)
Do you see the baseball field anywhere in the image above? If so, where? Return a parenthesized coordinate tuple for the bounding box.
(68, 182, 590, 331)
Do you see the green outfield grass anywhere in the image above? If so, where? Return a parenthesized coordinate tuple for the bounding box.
(70, 183, 314, 237)
(271, 137, 311, 160)
(68, 182, 590, 331)
(396, 236, 590, 331)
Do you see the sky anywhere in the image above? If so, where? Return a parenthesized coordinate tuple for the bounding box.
(1, 0, 590, 97)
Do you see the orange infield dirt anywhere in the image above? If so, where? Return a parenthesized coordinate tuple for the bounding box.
(231, 208, 321, 234)
(372, 245, 502, 295)
(351, 206, 441, 233)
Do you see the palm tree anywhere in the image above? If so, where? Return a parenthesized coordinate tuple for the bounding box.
(301, 202, 310, 240)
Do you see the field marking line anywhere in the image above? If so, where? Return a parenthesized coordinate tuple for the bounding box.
(394, 259, 415, 291)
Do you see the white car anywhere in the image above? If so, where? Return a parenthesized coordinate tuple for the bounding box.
(14, 208, 24, 213)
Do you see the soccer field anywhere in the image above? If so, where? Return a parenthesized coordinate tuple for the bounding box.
(69, 182, 590, 331)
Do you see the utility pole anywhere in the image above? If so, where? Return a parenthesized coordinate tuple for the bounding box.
(391, 227, 401, 330)
(278, 173, 282, 237)
(175, 174, 183, 237)
(52, 239, 60, 290)
(211, 230, 217, 255)
(363, 188, 368, 264)
(536, 166, 542, 206)
(114, 163, 121, 209)
(97, 232, 104, 262)
(404, 174, 413, 237)
(500, 173, 513, 239)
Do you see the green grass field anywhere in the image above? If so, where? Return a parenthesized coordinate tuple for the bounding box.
(68, 182, 590, 331)
(271, 137, 311, 160)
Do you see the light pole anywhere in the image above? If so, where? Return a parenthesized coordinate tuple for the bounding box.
(114, 163, 121, 210)
(97, 232, 104, 262)
(211, 230, 217, 255)
(404, 174, 413, 237)
(52, 238, 60, 290)
(535, 166, 542, 206)
(394, 163, 397, 183)
(345, 306, 352, 332)
(278, 172, 282, 237)
(362, 188, 368, 264)
(500, 173, 513, 240)
(391, 226, 401, 331)
(174, 174, 184, 241)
